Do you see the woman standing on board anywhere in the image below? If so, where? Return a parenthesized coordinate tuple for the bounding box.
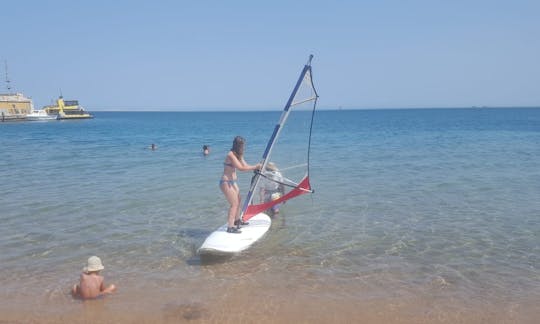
(220, 136, 261, 234)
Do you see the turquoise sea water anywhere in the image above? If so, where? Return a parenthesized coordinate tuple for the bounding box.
(1, 108, 539, 322)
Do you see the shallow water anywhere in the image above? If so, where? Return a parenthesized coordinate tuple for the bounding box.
(1, 109, 539, 323)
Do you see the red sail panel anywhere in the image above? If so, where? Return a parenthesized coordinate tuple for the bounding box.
(243, 176, 311, 221)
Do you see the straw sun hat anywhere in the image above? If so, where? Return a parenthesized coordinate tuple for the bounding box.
(83, 256, 105, 273)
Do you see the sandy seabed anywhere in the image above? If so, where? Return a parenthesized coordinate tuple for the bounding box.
(1, 277, 538, 324)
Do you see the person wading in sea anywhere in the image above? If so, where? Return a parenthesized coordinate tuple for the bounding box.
(220, 136, 261, 233)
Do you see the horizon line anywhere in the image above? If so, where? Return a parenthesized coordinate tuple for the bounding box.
(84, 106, 540, 112)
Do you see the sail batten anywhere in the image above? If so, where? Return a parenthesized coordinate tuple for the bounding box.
(240, 56, 318, 221)
(291, 97, 317, 106)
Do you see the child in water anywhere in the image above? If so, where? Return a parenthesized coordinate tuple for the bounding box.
(72, 256, 116, 299)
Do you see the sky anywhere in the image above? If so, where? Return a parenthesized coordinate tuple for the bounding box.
(2, 0, 539, 111)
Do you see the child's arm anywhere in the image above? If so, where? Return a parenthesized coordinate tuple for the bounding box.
(99, 277, 116, 295)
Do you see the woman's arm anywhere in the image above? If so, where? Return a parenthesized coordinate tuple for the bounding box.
(228, 152, 260, 171)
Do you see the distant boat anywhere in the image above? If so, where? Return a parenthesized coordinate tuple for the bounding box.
(25, 109, 56, 121)
(43, 96, 93, 119)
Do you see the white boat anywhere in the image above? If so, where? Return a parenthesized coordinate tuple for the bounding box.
(199, 55, 319, 256)
(25, 109, 56, 121)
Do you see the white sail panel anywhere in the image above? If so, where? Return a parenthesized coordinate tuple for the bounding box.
(242, 56, 318, 220)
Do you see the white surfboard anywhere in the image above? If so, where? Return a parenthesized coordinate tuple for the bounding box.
(198, 213, 271, 255)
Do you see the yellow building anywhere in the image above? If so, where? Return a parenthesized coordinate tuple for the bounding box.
(0, 93, 33, 121)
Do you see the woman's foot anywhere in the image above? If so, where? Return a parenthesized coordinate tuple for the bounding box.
(234, 219, 249, 227)
(227, 227, 242, 234)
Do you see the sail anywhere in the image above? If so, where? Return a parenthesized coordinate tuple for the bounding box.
(241, 55, 318, 221)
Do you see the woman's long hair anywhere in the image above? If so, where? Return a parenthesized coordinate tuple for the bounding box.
(231, 136, 245, 159)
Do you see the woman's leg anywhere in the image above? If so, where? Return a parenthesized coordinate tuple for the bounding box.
(221, 183, 240, 228)
(234, 191, 241, 221)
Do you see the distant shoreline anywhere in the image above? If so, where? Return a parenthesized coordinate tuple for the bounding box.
(82, 106, 540, 113)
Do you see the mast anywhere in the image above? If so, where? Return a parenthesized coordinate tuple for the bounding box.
(239, 55, 316, 220)
(4, 60, 12, 92)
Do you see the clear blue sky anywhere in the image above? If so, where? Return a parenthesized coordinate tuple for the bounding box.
(2, 0, 539, 111)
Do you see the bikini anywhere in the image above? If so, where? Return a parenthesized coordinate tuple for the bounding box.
(220, 162, 237, 186)
(219, 179, 237, 186)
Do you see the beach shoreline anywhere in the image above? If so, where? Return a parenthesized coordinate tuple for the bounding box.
(1, 258, 539, 324)
(1, 279, 538, 323)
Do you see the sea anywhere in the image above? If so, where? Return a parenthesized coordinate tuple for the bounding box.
(1, 108, 539, 323)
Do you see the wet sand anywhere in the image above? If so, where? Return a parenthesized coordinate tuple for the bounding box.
(1, 294, 537, 323)
(1, 267, 538, 324)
